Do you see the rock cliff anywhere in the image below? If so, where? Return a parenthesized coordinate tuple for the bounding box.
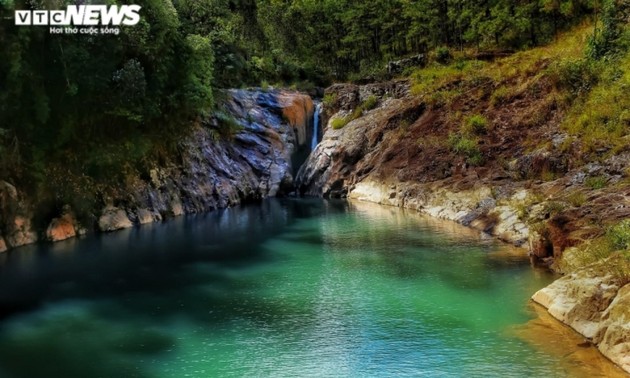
(0, 89, 314, 251)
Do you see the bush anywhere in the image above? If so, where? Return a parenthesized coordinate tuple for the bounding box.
(213, 111, 244, 140)
(436, 47, 452, 64)
(566, 191, 586, 207)
(331, 117, 350, 130)
(448, 133, 484, 165)
(462, 114, 488, 135)
(362, 95, 378, 111)
(322, 93, 336, 107)
(544, 201, 566, 216)
(585, 175, 608, 189)
(551, 58, 599, 96)
(329, 96, 380, 130)
(608, 219, 630, 250)
(490, 86, 512, 107)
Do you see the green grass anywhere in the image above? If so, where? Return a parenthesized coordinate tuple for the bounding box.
(322, 93, 336, 107)
(566, 191, 587, 207)
(329, 96, 380, 130)
(608, 219, 630, 250)
(543, 201, 567, 216)
(585, 175, 608, 189)
(461, 114, 488, 135)
(560, 219, 630, 285)
(331, 117, 350, 130)
(448, 133, 483, 166)
(490, 86, 513, 107)
(362, 95, 379, 111)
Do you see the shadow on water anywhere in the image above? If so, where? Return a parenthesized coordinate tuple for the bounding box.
(0, 199, 348, 318)
(0, 199, 356, 378)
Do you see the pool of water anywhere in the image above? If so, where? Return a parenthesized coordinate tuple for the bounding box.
(0, 199, 621, 377)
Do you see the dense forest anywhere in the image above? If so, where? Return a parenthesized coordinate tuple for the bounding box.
(0, 0, 626, 208)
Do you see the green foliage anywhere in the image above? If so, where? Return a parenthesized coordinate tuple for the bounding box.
(462, 115, 488, 135)
(435, 47, 452, 64)
(362, 95, 379, 111)
(550, 58, 599, 97)
(566, 191, 586, 207)
(330, 96, 380, 130)
(448, 133, 483, 166)
(561, 218, 630, 285)
(587, 0, 626, 59)
(322, 93, 337, 107)
(608, 219, 630, 250)
(544, 201, 567, 216)
(585, 175, 608, 189)
(213, 112, 244, 140)
(560, 238, 630, 285)
(561, 46, 630, 153)
(490, 86, 512, 107)
(331, 117, 350, 130)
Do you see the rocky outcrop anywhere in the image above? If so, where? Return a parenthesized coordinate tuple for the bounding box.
(532, 266, 630, 374)
(0, 89, 313, 252)
(98, 206, 134, 232)
(0, 181, 37, 249)
(45, 207, 80, 242)
(347, 179, 531, 246)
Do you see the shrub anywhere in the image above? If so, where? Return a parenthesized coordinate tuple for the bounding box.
(322, 93, 336, 107)
(543, 201, 566, 216)
(329, 96, 380, 130)
(559, 239, 627, 281)
(585, 175, 607, 189)
(350, 106, 364, 120)
(490, 86, 512, 107)
(448, 133, 484, 166)
(436, 47, 452, 64)
(214, 111, 244, 140)
(550, 58, 599, 97)
(608, 219, 630, 250)
(260, 80, 270, 91)
(362, 95, 378, 111)
(566, 191, 586, 207)
(462, 114, 488, 135)
(331, 117, 349, 130)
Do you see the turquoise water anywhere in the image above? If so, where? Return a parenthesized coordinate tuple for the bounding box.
(0, 199, 604, 377)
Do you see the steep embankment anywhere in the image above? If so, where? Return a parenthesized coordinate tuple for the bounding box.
(296, 48, 630, 371)
(0, 89, 314, 252)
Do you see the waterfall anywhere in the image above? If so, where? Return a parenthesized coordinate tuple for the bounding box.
(311, 103, 322, 150)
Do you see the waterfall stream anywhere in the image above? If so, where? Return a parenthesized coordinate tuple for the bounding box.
(311, 102, 322, 150)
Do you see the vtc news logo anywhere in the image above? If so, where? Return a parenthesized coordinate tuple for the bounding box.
(15, 5, 141, 26)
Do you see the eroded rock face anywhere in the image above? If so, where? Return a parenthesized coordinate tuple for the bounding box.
(98, 206, 133, 232)
(0, 181, 37, 248)
(532, 268, 630, 374)
(122, 89, 310, 221)
(46, 209, 77, 242)
(0, 89, 313, 251)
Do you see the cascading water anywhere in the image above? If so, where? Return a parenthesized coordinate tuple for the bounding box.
(311, 102, 322, 150)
